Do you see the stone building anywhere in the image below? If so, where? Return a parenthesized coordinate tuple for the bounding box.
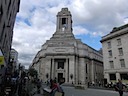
(10, 48, 18, 72)
(101, 24, 128, 84)
(0, 0, 20, 67)
(31, 8, 103, 87)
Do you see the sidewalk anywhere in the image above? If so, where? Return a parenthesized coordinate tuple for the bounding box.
(89, 85, 114, 91)
(33, 94, 43, 96)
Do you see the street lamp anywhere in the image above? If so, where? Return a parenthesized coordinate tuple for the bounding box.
(70, 74, 73, 84)
(46, 73, 49, 79)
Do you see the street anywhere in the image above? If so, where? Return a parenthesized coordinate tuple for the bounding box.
(63, 86, 128, 96)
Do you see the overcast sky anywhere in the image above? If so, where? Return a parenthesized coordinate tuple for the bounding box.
(12, 0, 128, 69)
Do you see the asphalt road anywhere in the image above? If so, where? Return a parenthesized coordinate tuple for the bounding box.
(63, 86, 128, 96)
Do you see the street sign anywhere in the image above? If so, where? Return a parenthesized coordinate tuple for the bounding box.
(0, 56, 4, 65)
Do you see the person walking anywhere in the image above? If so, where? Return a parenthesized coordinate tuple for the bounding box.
(50, 80, 58, 96)
(50, 78, 64, 96)
(0, 65, 6, 95)
(116, 79, 126, 96)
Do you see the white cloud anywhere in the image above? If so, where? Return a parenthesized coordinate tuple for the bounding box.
(73, 26, 89, 35)
(91, 31, 104, 37)
(70, 0, 128, 33)
(13, 0, 128, 68)
(124, 18, 128, 24)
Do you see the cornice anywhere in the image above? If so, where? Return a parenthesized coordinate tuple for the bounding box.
(101, 29, 128, 43)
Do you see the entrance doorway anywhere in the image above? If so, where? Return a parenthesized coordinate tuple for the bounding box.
(58, 73, 63, 83)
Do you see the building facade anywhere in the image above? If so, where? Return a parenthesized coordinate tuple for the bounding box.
(0, 0, 20, 67)
(10, 48, 18, 72)
(32, 8, 103, 87)
(101, 24, 128, 84)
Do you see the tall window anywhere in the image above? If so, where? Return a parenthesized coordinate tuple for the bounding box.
(118, 48, 123, 56)
(117, 38, 121, 46)
(109, 61, 114, 69)
(62, 18, 67, 31)
(110, 74, 116, 80)
(120, 59, 125, 68)
(62, 18, 66, 24)
(107, 41, 111, 48)
(108, 50, 112, 57)
(120, 74, 128, 80)
(58, 62, 64, 69)
(86, 64, 88, 73)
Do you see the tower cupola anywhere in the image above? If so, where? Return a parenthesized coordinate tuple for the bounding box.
(56, 8, 73, 33)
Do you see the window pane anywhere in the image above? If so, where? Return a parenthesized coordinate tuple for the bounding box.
(120, 59, 125, 67)
(109, 61, 114, 68)
(58, 62, 64, 69)
(108, 50, 112, 57)
(62, 18, 66, 24)
(110, 74, 116, 80)
(120, 74, 128, 80)
(107, 42, 111, 48)
(117, 38, 121, 45)
(118, 48, 123, 55)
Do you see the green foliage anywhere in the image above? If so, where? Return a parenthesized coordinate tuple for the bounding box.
(28, 68, 38, 77)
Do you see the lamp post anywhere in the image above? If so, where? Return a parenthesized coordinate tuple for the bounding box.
(70, 74, 73, 84)
(46, 73, 49, 79)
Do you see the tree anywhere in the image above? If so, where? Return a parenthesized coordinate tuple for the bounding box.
(28, 68, 38, 77)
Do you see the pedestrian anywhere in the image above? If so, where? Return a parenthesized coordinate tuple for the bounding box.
(50, 79, 57, 96)
(92, 81, 95, 86)
(50, 79, 53, 89)
(115, 79, 126, 96)
(37, 79, 41, 93)
(0, 65, 6, 95)
(59, 78, 65, 96)
(47, 79, 50, 86)
(99, 81, 101, 87)
(50, 78, 64, 96)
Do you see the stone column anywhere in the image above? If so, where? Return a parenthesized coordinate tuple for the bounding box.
(52, 58, 55, 79)
(77, 57, 79, 84)
(91, 60, 94, 83)
(56, 16, 60, 32)
(116, 72, 120, 81)
(39, 59, 41, 79)
(67, 58, 69, 83)
(69, 56, 75, 84)
(104, 73, 110, 83)
(68, 16, 71, 32)
(74, 56, 77, 84)
(65, 58, 68, 83)
(79, 58, 85, 85)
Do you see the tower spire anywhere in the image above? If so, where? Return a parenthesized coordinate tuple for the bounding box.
(51, 8, 74, 40)
(56, 8, 73, 33)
